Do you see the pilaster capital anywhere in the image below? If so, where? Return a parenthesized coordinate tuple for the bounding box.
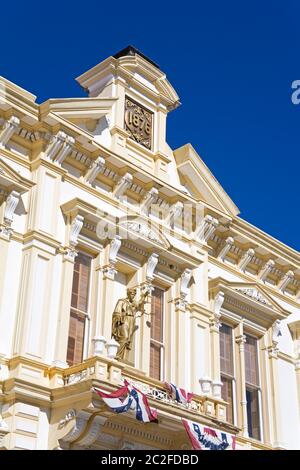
(236, 334, 247, 348)
(102, 265, 117, 280)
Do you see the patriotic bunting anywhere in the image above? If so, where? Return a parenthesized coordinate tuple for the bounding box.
(165, 382, 193, 405)
(182, 418, 236, 450)
(93, 380, 157, 423)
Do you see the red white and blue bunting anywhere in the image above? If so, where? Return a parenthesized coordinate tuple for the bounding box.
(165, 382, 193, 405)
(182, 418, 236, 450)
(93, 380, 157, 423)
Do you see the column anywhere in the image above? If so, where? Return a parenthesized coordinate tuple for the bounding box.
(210, 291, 224, 398)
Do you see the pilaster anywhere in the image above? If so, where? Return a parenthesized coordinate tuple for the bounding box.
(235, 325, 248, 437)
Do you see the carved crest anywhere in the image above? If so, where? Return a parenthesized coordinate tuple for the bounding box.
(124, 97, 153, 149)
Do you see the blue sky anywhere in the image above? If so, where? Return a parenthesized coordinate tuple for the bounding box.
(1, 1, 299, 250)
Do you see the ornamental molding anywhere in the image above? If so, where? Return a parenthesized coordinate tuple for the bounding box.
(146, 253, 159, 281)
(209, 278, 290, 320)
(119, 219, 168, 247)
(0, 116, 20, 148)
(235, 288, 272, 306)
(0, 158, 35, 193)
(103, 420, 173, 447)
(59, 411, 107, 448)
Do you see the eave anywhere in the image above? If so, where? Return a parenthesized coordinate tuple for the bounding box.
(39, 97, 117, 120)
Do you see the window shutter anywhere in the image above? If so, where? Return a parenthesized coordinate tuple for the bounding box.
(67, 252, 91, 366)
(150, 287, 164, 380)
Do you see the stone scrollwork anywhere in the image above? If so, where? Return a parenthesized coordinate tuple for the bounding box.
(64, 214, 84, 261)
(59, 411, 107, 448)
(0, 116, 20, 148)
(0, 190, 20, 240)
(272, 320, 282, 346)
(236, 288, 271, 306)
(211, 291, 225, 328)
(146, 253, 159, 282)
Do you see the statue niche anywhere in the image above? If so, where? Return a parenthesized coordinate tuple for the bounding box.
(111, 287, 151, 362)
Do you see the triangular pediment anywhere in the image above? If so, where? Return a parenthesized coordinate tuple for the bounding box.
(0, 157, 34, 193)
(228, 282, 285, 314)
(209, 278, 290, 322)
(174, 144, 239, 217)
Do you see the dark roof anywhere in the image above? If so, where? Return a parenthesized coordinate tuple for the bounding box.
(113, 46, 160, 70)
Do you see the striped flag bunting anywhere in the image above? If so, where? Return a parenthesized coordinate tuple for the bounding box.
(93, 380, 157, 423)
(165, 382, 194, 405)
(182, 418, 236, 450)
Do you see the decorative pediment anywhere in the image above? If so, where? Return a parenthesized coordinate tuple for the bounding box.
(234, 287, 273, 307)
(174, 144, 239, 217)
(76, 47, 180, 112)
(0, 157, 34, 193)
(209, 278, 290, 327)
(118, 216, 170, 249)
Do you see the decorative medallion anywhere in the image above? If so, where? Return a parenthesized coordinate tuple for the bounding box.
(124, 97, 153, 150)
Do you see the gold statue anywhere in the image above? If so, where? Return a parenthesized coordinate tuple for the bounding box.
(112, 287, 150, 362)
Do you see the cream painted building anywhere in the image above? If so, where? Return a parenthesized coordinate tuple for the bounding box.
(0, 46, 299, 450)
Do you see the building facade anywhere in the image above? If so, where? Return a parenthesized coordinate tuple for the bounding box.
(0, 46, 299, 450)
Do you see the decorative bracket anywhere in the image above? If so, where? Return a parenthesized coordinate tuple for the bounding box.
(217, 236, 234, 261)
(113, 172, 133, 200)
(146, 253, 159, 282)
(103, 235, 122, 280)
(278, 270, 294, 293)
(166, 201, 184, 225)
(258, 259, 275, 282)
(0, 116, 20, 148)
(0, 190, 20, 240)
(196, 215, 219, 243)
(84, 156, 105, 184)
(140, 187, 158, 215)
(64, 215, 84, 261)
(238, 248, 255, 272)
(45, 131, 75, 164)
(211, 291, 225, 328)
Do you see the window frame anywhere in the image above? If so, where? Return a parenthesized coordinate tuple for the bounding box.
(244, 332, 263, 441)
(67, 250, 93, 366)
(219, 322, 236, 425)
(150, 286, 165, 381)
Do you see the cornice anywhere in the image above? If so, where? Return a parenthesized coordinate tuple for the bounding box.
(231, 217, 300, 267)
(209, 256, 300, 310)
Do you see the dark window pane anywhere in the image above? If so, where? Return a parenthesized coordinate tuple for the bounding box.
(221, 375, 234, 424)
(150, 342, 161, 381)
(220, 324, 233, 375)
(67, 252, 91, 366)
(151, 288, 164, 342)
(150, 288, 164, 379)
(245, 335, 259, 386)
(67, 310, 85, 366)
(246, 387, 261, 440)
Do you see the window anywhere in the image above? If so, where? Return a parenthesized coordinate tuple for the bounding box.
(219, 324, 235, 423)
(150, 287, 164, 380)
(245, 334, 261, 440)
(67, 252, 92, 366)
